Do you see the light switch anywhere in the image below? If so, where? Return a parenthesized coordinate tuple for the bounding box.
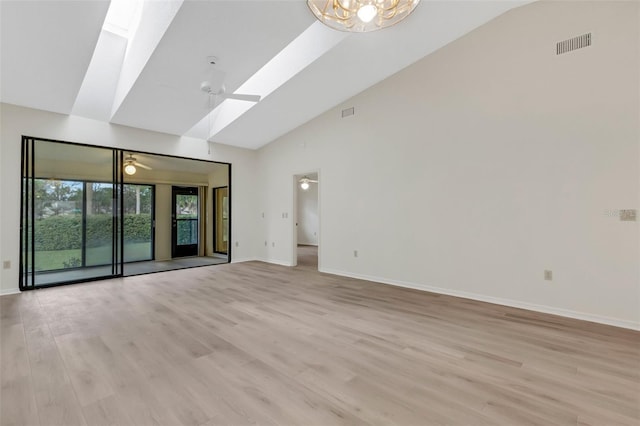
(620, 209, 637, 222)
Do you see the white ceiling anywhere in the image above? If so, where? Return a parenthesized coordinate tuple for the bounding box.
(1, 1, 109, 114)
(1, 0, 530, 150)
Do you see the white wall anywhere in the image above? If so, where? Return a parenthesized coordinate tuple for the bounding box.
(255, 1, 640, 329)
(0, 103, 259, 293)
(297, 182, 318, 246)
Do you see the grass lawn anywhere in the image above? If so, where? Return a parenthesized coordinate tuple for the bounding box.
(35, 242, 152, 271)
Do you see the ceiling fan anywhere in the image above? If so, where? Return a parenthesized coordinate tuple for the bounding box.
(200, 81, 261, 106)
(123, 153, 152, 175)
(299, 176, 318, 190)
(199, 56, 261, 108)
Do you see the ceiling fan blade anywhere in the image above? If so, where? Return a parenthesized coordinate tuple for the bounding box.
(222, 93, 261, 102)
(308, 180, 318, 183)
(134, 161, 152, 170)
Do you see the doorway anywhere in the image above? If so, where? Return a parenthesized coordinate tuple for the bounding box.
(294, 172, 319, 270)
(171, 186, 199, 258)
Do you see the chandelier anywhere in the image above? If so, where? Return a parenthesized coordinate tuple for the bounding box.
(307, 0, 420, 33)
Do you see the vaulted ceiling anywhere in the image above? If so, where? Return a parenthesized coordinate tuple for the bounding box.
(1, 0, 529, 149)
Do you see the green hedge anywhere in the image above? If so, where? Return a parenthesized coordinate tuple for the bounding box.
(123, 214, 152, 243)
(34, 216, 82, 251)
(35, 214, 152, 251)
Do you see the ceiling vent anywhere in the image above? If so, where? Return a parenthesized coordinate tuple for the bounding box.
(556, 33, 591, 55)
(341, 107, 355, 118)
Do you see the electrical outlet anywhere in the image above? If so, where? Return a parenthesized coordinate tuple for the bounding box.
(2, 261, 10, 269)
(264, 241, 267, 246)
(544, 270, 552, 281)
(272, 242, 275, 247)
(353, 250, 358, 258)
(235, 241, 239, 247)
(261, 212, 264, 218)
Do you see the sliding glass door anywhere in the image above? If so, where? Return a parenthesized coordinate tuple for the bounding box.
(20, 138, 123, 289)
(20, 137, 231, 289)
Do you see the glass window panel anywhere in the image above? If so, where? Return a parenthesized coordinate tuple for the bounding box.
(176, 194, 198, 218)
(124, 184, 153, 262)
(33, 179, 83, 271)
(86, 182, 113, 267)
(177, 220, 198, 245)
(214, 187, 229, 254)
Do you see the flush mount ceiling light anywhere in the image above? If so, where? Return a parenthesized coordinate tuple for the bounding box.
(307, 0, 420, 32)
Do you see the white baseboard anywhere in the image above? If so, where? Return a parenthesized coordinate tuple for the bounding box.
(0, 288, 21, 296)
(256, 258, 294, 267)
(320, 267, 640, 331)
(231, 257, 258, 264)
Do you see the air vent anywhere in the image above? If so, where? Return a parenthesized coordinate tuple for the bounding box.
(341, 107, 355, 118)
(556, 33, 591, 55)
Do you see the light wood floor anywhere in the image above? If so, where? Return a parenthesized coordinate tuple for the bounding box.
(1, 259, 638, 426)
(296, 245, 318, 270)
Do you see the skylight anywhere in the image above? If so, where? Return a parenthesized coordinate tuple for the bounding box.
(103, 0, 142, 38)
(73, 0, 177, 121)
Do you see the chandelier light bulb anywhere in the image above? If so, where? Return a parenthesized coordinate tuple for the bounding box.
(124, 163, 137, 175)
(357, 4, 377, 23)
(300, 181, 310, 190)
(307, 0, 420, 33)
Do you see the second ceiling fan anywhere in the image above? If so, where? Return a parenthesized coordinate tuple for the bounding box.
(299, 176, 318, 190)
(123, 153, 152, 176)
